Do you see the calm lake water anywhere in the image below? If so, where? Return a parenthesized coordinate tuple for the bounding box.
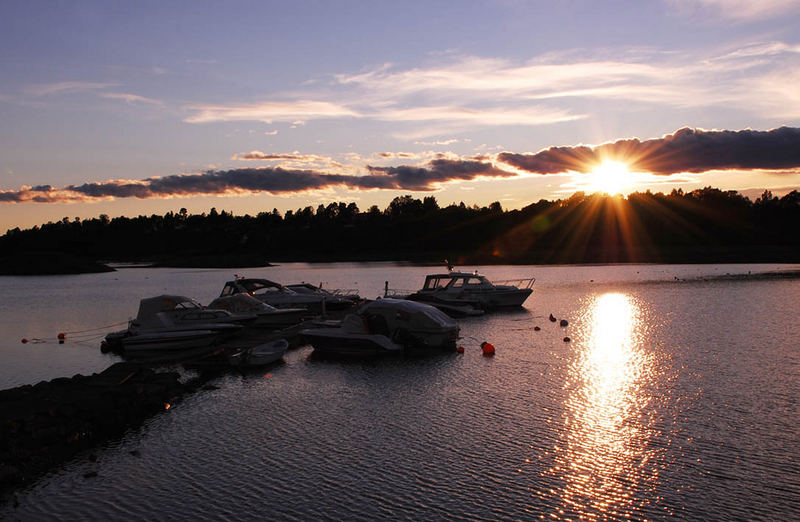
(1, 263, 799, 520)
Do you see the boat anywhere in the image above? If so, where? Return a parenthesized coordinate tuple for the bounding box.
(102, 295, 247, 356)
(131, 294, 258, 330)
(104, 328, 222, 354)
(219, 277, 361, 312)
(392, 271, 534, 313)
(207, 294, 305, 329)
(227, 339, 289, 367)
(300, 298, 460, 356)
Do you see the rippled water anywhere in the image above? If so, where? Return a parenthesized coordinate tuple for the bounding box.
(1, 263, 799, 520)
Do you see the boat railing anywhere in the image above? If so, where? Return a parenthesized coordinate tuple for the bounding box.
(331, 288, 360, 297)
(383, 288, 413, 298)
(492, 277, 536, 289)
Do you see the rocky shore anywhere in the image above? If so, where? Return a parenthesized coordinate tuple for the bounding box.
(0, 363, 197, 495)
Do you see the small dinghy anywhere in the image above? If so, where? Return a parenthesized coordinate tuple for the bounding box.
(228, 339, 289, 367)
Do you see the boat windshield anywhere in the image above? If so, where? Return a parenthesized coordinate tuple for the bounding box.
(464, 276, 490, 286)
(423, 277, 449, 290)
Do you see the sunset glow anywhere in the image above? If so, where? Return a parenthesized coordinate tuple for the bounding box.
(585, 161, 633, 195)
(1, 2, 799, 230)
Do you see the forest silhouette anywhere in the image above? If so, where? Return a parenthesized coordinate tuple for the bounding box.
(1, 187, 799, 272)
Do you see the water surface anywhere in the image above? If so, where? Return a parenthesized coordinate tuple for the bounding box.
(1, 263, 798, 520)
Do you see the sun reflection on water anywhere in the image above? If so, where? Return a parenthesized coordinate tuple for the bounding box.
(553, 292, 659, 519)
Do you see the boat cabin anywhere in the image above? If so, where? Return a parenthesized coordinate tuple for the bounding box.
(421, 272, 495, 291)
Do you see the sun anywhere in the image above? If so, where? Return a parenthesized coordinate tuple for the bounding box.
(586, 161, 633, 195)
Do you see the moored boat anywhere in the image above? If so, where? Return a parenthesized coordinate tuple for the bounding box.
(207, 294, 305, 329)
(390, 271, 534, 314)
(219, 277, 361, 312)
(301, 298, 459, 356)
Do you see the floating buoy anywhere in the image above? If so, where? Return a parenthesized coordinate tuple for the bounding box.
(559, 319, 568, 327)
(57, 332, 66, 340)
(481, 341, 495, 356)
(563, 336, 571, 342)
(549, 313, 557, 322)
(456, 345, 465, 353)
(533, 326, 541, 331)
(21, 338, 28, 344)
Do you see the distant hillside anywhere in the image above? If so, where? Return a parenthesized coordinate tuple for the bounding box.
(2, 188, 799, 269)
(0, 251, 114, 275)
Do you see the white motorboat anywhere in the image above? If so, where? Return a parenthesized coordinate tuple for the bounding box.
(227, 339, 289, 366)
(131, 294, 257, 330)
(105, 328, 221, 354)
(394, 272, 534, 313)
(207, 294, 305, 329)
(102, 295, 247, 355)
(301, 298, 459, 356)
(219, 277, 360, 312)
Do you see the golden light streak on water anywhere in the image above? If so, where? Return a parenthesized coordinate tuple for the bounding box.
(553, 292, 659, 519)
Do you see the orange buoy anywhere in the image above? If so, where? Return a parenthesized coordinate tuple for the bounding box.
(481, 341, 495, 356)
(57, 332, 66, 340)
(21, 338, 28, 344)
(456, 345, 465, 353)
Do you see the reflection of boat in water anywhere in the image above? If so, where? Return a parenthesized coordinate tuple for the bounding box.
(207, 294, 305, 329)
(389, 272, 534, 315)
(227, 339, 289, 366)
(301, 298, 459, 356)
(219, 277, 361, 312)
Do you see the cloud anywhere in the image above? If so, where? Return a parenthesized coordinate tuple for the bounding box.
(669, 0, 800, 20)
(498, 127, 800, 175)
(414, 138, 465, 146)
(184, 100, 357, 124)
(26, 82, 118, 97)
(6, 127, 799, 204)
(179, 44, 800, 137)
(365, 159, 516, 191)
(100, 92, 162, 105)
(231, 151, 332, 162)
(0, 160, 515, 204)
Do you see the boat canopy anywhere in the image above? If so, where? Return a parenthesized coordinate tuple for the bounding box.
(136, 295, 201, 320)
(220, 278, 287, 296)
(357, 298, 457, 331)
(208, 293, 279, 313)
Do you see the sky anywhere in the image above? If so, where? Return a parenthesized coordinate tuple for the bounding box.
(1, 0, 800, 231)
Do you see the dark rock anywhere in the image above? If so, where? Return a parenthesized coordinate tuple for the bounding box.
(0, 362, 191, 495)
(559, 319, 568, 327)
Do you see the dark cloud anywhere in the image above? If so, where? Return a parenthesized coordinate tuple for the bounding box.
(499, 126, 800, 175)
(367, 159, 514, 191)
(0, 160, 513, 204)
(5, 126, 797, 205)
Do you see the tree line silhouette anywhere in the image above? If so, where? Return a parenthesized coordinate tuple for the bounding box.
(2, 187, 799, 272)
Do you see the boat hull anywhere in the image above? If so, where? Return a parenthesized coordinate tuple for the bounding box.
(301, 329, 403, 356)
(120, 329, 220, 353)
